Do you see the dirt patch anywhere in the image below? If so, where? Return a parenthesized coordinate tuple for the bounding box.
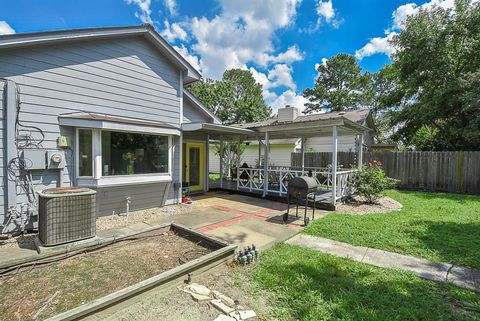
(0, 231, 212, 321)
(335, 195, 402, 214)
(93, 264, 274, 321)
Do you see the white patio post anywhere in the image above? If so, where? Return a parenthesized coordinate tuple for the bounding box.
(236, 137, 241, 191)
(206, 134, 210, 191)
(258, 138, 262, 168)
(226, 142, 231, 179)
(219, 138, 224, 189)
(331, 126, 338, 205)
(301, 137, 305, 173)
(358, 133, 364, 170)
(263, 131, 269, 197)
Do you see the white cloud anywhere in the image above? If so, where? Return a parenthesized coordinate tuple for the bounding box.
(269, 90, 309, 114)
(126, 0, 152, 23)
(189, 0, 302, 79)
(355, 31, 397, 60)
(355, 0, 458, 60)
(317, 0, 335, 23)
(392, 3, 418, 30)
(249, 64, 305, 113)
(258, 45, 304, 67)
(161, 21, 187, 41)
(164, 0, 177, 16)
(301, 0, 341, 33)
(268, 64, 296, 90)
(0, 21, 15, 35)
(173, 44, 202, 73)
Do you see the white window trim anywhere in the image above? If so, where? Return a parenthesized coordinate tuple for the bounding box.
(76, 128, 173, 187)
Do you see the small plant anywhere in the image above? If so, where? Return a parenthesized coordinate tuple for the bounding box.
(352, 160, 398, 203)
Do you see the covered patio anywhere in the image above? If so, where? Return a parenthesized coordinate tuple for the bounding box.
(182, 110, 369, 208)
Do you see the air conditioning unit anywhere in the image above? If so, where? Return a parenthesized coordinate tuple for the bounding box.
(38, 187, 97, 246)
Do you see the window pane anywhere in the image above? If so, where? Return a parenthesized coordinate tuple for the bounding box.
(102, 131, 169, 176)
(78, 129, 93, 176)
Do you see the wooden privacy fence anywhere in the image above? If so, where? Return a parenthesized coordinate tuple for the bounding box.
(292, 151, 480, 195)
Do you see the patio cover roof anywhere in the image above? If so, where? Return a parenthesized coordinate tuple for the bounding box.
(182, 110, 372, 140)
(232, 109, 372, 139)
(181, 123, 256, 140)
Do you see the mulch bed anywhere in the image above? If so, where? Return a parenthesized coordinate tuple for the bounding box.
(335, 195, 402, 214)
(0, 231, 211, 321)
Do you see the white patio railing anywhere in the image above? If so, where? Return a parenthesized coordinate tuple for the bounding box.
(236, 166, 357, 203)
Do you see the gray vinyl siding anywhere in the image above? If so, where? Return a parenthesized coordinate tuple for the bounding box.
(183, 98, 211, 123)
(96, 183, 168, 217)
(0, 36, 182, 232)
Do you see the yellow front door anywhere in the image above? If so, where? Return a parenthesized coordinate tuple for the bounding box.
(185, 142, 204, 192)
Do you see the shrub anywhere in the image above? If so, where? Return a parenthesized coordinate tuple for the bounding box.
(352, 160, 398, 203)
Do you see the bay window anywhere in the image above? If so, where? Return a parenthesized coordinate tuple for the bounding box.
(76, 128, 172, 184)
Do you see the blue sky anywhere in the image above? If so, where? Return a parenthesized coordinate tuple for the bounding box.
(0, 0, 449, 112)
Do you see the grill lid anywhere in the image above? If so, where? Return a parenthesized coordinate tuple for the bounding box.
(288, 176, 318, 190)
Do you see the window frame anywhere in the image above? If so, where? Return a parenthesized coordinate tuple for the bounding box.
(75, 128, 94, 178)
(76, 128, 173, 187)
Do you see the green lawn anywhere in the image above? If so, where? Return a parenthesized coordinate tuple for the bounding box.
(304, 190, 480, 269)
(251, 244, 480, 321)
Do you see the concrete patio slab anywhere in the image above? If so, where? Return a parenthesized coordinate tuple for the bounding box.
(1, 192, 309, 268)
(203, 218, 300, 249)
(286, 234, 480, 292)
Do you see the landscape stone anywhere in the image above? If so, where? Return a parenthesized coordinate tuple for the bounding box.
(212, 290, 236, 307)
(238, 310, 257, 320)
(190, 292, 212, 302)
(210, 299, 235, 314)
(213, 315, 236, 321)
(186, 283, 211, 296)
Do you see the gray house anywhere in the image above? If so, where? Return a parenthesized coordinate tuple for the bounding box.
(0, 24, 244, 234)
(0, 24, 370, 235)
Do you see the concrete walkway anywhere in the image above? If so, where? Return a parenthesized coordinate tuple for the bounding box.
(286, 234, 480, 292)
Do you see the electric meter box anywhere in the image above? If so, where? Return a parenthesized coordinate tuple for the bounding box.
(22, 150, 47, 170)
(47, 150, 66, 169)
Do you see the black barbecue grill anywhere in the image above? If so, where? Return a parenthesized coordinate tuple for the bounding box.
(283, 176, 317, 226)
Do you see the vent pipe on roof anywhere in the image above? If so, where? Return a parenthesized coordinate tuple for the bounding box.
(278, 105, 299, 123)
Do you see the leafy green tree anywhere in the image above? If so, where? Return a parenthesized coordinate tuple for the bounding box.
(303, 53, 372, 113)
(188, 69, 271, 125)
(388, 0, 480, 150)
(369, 64, 403, 144)
(188, 69, 271, 173)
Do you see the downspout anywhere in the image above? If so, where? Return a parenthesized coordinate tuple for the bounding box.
(5, 80, 17, 214)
